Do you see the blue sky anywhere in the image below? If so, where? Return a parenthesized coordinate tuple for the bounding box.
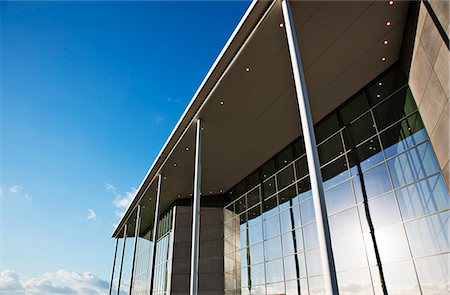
(0, 1, 250, 293)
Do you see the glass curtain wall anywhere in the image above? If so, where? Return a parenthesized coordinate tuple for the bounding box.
(131, 207, 175, 295)
(223, 65, 449, 295)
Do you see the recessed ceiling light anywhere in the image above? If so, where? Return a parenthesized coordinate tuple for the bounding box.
(220, 101, 224, 105)
(190, 193, 192, 197)
(279, 23, 284, 28)
(173, 163, 177, 167)
(219, 189, 223, 193)
(381, 57, 386, 61)
(384, 40, 388, 45)
(185, 147, 189, 151)
(209, 191, 212, 194)
(201, 127, 204, 131)
(389, 1, 394, 5)
(378, 82, 383, 86)
(245, 67, 250, 72)
(386, 21, 391, 26)
(163, 176, 167, 180)
(376, 94, 381, 98)
(177, 194, 180, 198)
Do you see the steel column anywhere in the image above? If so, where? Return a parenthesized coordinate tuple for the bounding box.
(116, 224, 128, 295)
(128, 205, 141, 295)
(281, 1, 339, 294)
(189, 118, 202, 295)
(149, 174, 163, 294)
(108, 238, 119, 295)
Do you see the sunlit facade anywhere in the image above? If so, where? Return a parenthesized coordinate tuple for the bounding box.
(109, 1, 449, 294)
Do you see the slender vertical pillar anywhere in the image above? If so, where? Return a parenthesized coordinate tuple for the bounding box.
(108, 238, 119, 295)
(281, 1, 339, 294)
(189, 118, 202, 295)
(149, 174, 163, 294)
(116, 224, 128, 295)
(128, 205, 141, 295)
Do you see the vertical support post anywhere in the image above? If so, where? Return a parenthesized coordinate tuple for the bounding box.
(108, 238, 119, 295)
(281, 1, 339, 294)
(116, 224, 128, 295)
(149, 174, 163, 294)
(189, 118, 202, 295)
(128, 205, 142, 295)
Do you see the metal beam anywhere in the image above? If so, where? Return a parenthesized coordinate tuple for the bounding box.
(116, 224, 128, 295)
(128, 205, 141, 295)
(149, 174, 163, 294)
(189, 118, 202, 295)
(281, 1, 339, 294)
(108, 238, 119, 295)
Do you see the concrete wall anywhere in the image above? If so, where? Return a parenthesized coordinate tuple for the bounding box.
(408, 1, 449, 188)
(170, 206, 225, 295)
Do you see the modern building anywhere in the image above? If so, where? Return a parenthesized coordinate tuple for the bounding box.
(108, 1, 449, 294)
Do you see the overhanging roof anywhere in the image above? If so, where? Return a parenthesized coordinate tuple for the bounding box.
(113, 0, 411, 238)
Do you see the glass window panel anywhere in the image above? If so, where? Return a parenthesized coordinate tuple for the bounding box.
(300, 198, 316, 225)
(247, 170, 260, 191)
(325, 180, 355, 215)
(375, 224, 411, 264)
(235, 195, 247, 214)
(263, 195, 278, 219)
(247, 205, 262, 226)
(247, 186, 260, 209)
(309, 276, 325, 295)
(329, 207, 361, 241)
(362, 164, 392, 199)
(265, 236, 282, 261)
(396, 174, 449, 221)
(388, 141, 440, 188)
(282, 231, 296, 255)
(294, 228, 304, 252)
(284, 253, 306, 280)
(280, 208, 295, 233)
(263, 177, 276, 199)
(368, 192, 401, 228)
(248, 223, 263, 246)
(240, 212, 247, 224)
(240, 247, 248, 269)
(383, 260, 420, 295)
(358, 205, 370, 233)
(263, 215, 280, 240)
(315, 113, 340, 144)
(293, 137, 306, 158)
(344, 113, 376, 150)
(321, 156, 350, 190)
(286, 279, 303, 295)
(333, 236, 368, 272)
(233, 181, 247, 201)
(380, 113, 427, 158)
(295, 156, 308, 180)
(348, 136, 384, 175)
(265, 259, 284, 283)
(337, 268, 373, 295)
(278, 185, 296, 211)
(318, 133, 344, 165)
(404, 211, 449, 258)
(303, 222, 319, 250)
(249, 242, 264, 265)
(266, 282, 285, 295)
(415, 253, 449, 295)
(261, 158, 276, 180)
(305, 248, 323, 277)
(373, 87, 417, 130)
(277, 165, 295, 191)
(367, 66, 407, 105)
(298, 178, 312, 202)
(250, 263, 266, 286)
(352, 176, 364, 204)
(276, 145, 294, 170)
(339, 92, 371, 125)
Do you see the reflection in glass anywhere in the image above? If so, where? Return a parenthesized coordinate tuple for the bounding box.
(250, 242, 265, 265)
(368, 192, 401, 228)
(306, 248, 323, 277)
(337, 268, 373, 295)
(266, 282, 285, 295)
(300, 198, 315, 225)
(303, 223, 319, 250)
(278, 165, 295, 191)
(404, 212, 449, 258)
(247, 187, 261, 209)
(265, 259, 284, 283)
(388, 141, 440, 188)
(264, 236, 282, 261)
(339, 92, 370, 125)
(284, 254, 306, 280)
(263, 177, 277, 199)
(396, 175, 449, 221)
(321, 156, 350, 190)
(383, 260, 420, 294)
(248, 223, 263, 246)
(318, 134, 344, 165)
(343, 113, 376, 150)
(250, 263, 265, 286)
(375, 224, 411, 264)
(309, 275, 325, 294)
(325, 180, 354, 215)
(315, 113, 340, 143)
(348, 137, 384, 174)
(263, 215, 280, 240)
(415, 253, 449, 295)
(333, 236, 368, 271)
(329, 207, 361, 241)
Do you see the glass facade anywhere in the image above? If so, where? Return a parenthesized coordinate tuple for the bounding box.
(223, 66, 449, 295)
(131, 208, 175, 295)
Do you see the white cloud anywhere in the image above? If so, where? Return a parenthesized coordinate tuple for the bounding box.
(152, 113, 164, 124)
(8, 185, 23, 193)
(105, 183, 137, 219)
(86, 209, 97, 221)
(167, 96, 182, 105)
(0, 269, 119, 295)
